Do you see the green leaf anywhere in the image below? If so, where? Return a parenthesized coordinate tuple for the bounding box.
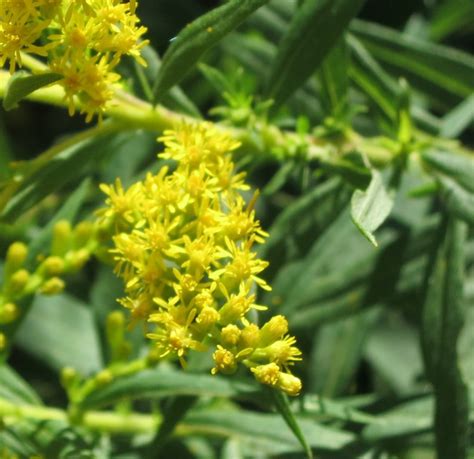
(348, 35, 441, 134)
(301, 394, 379, 425)
(421, 216, 469, 458)
(0, 364, 42, 405)
(309, 308, 381, 396)
(350, 19, 474, 101)
(269, 389, 312, 458)
(15, 293, 103, 374)
(261, 178, 351, 274)
(266, 0, 366, 106)
(364, 313, 423, 395)
(153, 0, 270, 101)
(441, 94, 474, 138)
(429, 0, 474, 41)
(351, 171, 394, 247)
(438, 176, 474, 225)
(139, 46, 201, 117)
(362, 396, 434, 442)
(0, 131, 137, 222)
(182, 409, 354, 455)
(318, 39, 349, 119)
(0, 116, 13, 178)
(27, 178, 91, 263)
(422, 149, 474, 194)
(3, 71, 62, 111)
(81, 367, 260, 409)
(422, 149, 474, 225)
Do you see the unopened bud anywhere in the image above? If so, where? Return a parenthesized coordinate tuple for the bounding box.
(40, 277, 65, 295)
(42, 256, 65, 276)
(5, 242, 28, 275)
(106, 310, 125, 352)
(74, 221, 94, 247)
(61, 366, 78, 389)
(0, 302, 19, 324)
(278, 372, 302, 396)
(259, 315, 288, 345)
(8, 269, 29, 294)
(96, 369, 113, 386)
(68, 248, 90, 271)
(52, 220, 72, 255)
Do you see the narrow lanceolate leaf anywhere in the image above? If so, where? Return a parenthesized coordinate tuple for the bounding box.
(351, 171, 394, 247)
(318, 39, 349, 119)
(422, 149, 474, 225)
(269, 389, 313, 459)
(348, 35, 441, 134)
(3, 71, 62, 111)
(421, 216, 469, 459)
(266, 0, 366, 106)
(81, 367, 259, 409)
(350, 19, 474, 100)
(422, 150, 474, 194)
(347, 35, 398, 121)
(152, 0, 269, 102)
(441, 95, 474, 138)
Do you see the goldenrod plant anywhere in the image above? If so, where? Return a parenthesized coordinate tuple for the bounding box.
(0, 0, 473, 458)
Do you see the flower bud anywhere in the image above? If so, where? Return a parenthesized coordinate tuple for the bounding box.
(0, 303, 19, 324)
(61, 366, 78, 390)
(211, 346, 237, 375)
(106, 310, 125, 353)
(68, 248, 90, 271)
(220, 324, 241, 347)
(96, 369, 113, 386)
(6, 242, 28, 273)
(42, 256, 65, 276)
(74, 221, 94, 247)
(40, 277, 65, 295)
(52, 220, 72, 255)
(277, 372, 302, 396)
(8, 269, 30, 294)
(259, 315, 288, 346)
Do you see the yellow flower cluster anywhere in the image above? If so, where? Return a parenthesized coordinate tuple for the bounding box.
(0, 0, 148, 121)
(98, 123, 302, 395)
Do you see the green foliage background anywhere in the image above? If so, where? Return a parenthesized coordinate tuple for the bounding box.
(0, 0, 473, 458)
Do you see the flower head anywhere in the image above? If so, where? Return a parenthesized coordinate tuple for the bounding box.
(0, 0, 149, 120)
(99, 122, 303, 395)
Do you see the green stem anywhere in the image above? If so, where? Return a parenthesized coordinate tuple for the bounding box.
(0, 396, 160, 435)
(0, 70, 394, 166)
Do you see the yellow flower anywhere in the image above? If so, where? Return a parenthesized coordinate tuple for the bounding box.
(1, 0, 149, 120)
(99, 122, 303, 394)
